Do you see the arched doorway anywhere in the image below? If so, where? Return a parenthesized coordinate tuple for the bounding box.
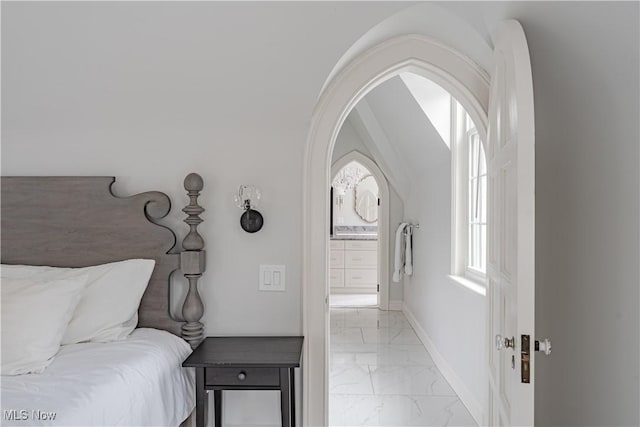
(302, 35, 490, 425)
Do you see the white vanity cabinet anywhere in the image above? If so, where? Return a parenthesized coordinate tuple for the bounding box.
(330, 239, 377, 292)
(329, 268, 345, 288)
(329, 240, 345, 288)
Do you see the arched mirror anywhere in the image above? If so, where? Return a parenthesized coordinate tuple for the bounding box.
(355, 175, 378, 222)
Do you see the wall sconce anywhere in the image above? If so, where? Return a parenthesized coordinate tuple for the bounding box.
(234, 185, 264, 233)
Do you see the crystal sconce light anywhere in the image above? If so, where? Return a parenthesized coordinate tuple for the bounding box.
(332, 163, 365, 210)
(234, 185, 263, 233)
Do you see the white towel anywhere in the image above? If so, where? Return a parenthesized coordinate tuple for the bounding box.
(404, 225, 413, 276)
(393, 223, 408, 282)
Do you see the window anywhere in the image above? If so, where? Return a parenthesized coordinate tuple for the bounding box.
(467, 127, 486, 275)
(451, 100, 487, 285)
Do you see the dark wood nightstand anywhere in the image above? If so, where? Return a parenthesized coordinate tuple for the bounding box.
(182, 336, 303, 427)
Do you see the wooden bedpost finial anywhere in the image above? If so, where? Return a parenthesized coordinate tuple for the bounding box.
(182, 173, 205, 251)
(180, 172, 206, 348)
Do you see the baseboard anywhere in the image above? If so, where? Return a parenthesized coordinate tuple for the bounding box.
(388, 300, 403, 311)
(402, 303, 484, 425)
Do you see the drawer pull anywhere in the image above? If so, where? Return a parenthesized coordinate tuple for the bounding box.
(353, 276, 363, 279)
(353, 257, 362, 261)
(237, 372, 247, 381)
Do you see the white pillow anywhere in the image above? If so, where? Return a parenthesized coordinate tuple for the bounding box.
(1, 275, 88, 375)
(1, 259, 155, 344)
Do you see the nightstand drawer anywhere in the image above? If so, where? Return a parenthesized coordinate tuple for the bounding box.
(205, 367, 279, 387)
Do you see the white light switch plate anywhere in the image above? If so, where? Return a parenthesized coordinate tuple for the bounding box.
(259, 265, 286, 291)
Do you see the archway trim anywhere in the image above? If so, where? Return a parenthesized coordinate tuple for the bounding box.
(302, 34, 490, 425)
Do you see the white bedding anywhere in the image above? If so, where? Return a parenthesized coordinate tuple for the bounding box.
(1, 328, 195, 427)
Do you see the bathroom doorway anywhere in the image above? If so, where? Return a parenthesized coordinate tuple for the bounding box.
(330, 160, 380, 308)
(329, 150, 391, 310)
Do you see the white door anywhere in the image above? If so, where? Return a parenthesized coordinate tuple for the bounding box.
(486, 20, 536, 426)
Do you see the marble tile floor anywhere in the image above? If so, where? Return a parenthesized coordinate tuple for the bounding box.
(329, 308, 477, 427)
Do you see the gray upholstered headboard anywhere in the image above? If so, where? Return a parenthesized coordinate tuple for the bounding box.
(0, 174, 206, 348)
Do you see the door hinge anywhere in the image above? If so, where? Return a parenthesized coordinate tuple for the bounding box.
(377, 198, 380, 206)
(377, 284, 380, 292)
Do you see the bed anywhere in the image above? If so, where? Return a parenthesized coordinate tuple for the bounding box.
(1, 174, 206, 427)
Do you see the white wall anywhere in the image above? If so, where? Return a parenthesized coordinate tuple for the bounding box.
(384, 109, 486, 419)
(332, 119, 375, 162)
(0, 2, 409, 426)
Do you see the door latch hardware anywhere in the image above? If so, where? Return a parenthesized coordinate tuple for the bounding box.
(535, 338, 552, 355)
(521, 335, 530, 383)
(496, 335, 515, 350)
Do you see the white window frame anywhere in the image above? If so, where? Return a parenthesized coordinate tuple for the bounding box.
(466, 126, 487, 281)
(451, 98, 487, 289)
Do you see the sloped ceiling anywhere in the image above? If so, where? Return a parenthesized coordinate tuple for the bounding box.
(348, 99, 411, 200)
(346, 75, 451, 203)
